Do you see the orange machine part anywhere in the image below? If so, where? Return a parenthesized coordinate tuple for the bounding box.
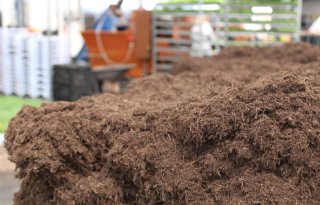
(82, 29, 152, 78)
(133, 10, 152, 59)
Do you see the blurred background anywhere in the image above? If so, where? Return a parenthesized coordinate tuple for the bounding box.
(0, 0, 320, 203)
(0, 0, 158, 141)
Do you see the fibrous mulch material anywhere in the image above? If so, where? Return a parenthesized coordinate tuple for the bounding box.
(5, 70, 320, 205)
(160, 72, 320, 204)
(4, 43, 320, 204)
(216, 42, 320, 64)
(172, 43, 320, 79)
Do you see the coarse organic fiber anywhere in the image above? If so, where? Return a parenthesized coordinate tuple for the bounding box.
(5, 43, 320, 205)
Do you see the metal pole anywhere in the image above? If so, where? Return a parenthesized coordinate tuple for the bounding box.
(0, 0, 2, 27)
(15, 0, 23, 26)
(215, 14, 221, 52)
(56, 0, 60, 35)
(67, 0, 72, 59)
(296, 0, 302, 42)
(78, 0, 84, 30)
(47, 0, 51, 33)
(199, 0, 204, 15)
(224, 0, 230, 47)
(151, 12, 157, 74)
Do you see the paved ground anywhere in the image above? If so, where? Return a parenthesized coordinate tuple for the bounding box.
(0, 146, 19, 205)
(0, 133, 4, 145)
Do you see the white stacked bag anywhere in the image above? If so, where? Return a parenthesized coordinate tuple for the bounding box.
(0, 28, 70, 99)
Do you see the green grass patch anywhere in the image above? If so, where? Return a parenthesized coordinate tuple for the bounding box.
(0, 96, 44, 133)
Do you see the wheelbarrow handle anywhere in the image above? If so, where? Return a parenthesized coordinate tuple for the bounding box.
(117, 0, 124, 8)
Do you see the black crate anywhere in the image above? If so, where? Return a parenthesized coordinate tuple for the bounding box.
(53, 63, 98, 101)
(53, 63, 93, 86)
(53, 83, 94, 101)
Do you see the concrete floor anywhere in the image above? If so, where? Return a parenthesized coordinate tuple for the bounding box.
(0, 133, 4, 145)
(0, 146, 19, 205)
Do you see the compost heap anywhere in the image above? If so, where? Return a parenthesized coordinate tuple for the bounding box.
(5, 42, 320, 205)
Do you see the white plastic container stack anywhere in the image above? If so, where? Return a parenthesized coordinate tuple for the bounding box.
(0, 28, 13, 95)
(0, 28, 4, 93)
(25, 35, 41, 99)
(0, 28, 70, 100)
(50, 36, 70, 65)
(27, 36, 51, 99)
(44, 36, 70, 99)
(13, 32, 29, 97)
(39, 36, 51, 99)
(27, 35, 70, 99)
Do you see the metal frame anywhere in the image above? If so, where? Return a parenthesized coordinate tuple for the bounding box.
(152, 0, 303, 73)
(152, 0, 224, 73)
(225, 0, 302, 46)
